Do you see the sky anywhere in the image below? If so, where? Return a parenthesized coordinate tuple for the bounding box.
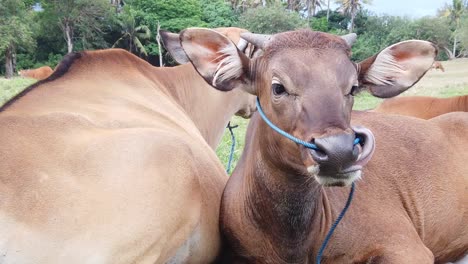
(330, 0, 450, 18)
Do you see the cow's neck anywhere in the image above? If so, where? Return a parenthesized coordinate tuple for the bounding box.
(236, 117, 331, 262)
(158, 64, 246, 149)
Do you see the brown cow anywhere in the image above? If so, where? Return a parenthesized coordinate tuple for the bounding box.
(18, 65, 54, 80)
(373, 95, 468, 119)
(432, 61, 445, 72)
(0, 28, 256, 263)
(176, 29, 467, 263)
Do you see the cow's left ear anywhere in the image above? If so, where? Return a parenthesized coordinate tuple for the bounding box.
(358, 40, 437, 98)
(179, 28, 254, 94)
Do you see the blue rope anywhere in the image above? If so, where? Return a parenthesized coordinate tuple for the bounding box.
(226, 121, 238, 174)
(255, 98, 359, 150)
(255, 97, 357, 264)
(316, 182, 355, 264)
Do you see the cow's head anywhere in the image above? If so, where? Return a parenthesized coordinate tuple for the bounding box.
(160, 27, 257, 119)
(179, 28, 436, 186)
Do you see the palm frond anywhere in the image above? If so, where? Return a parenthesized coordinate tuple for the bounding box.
(133, 37, 148, 56)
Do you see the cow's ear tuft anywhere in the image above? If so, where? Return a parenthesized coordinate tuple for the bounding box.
(358, 40, 437, 98)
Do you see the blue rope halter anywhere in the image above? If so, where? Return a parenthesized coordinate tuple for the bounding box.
(255, 97, 357, 264)
(226, 121, 238, 174)
(255, 98, 360, 148)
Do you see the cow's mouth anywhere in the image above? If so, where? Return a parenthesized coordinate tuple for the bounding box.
(306, 126, 375, 186)
(308, 165, 362, 186)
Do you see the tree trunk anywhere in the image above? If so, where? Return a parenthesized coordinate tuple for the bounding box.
(156, 21, 163, 67)
(452, 33, 457, 58)
(326, 0, 330, 21)
(443, 46, 455, 60)
(65, 22, 73, 53)
(5, 44, 14, 79)
(349, 13, 355, 33)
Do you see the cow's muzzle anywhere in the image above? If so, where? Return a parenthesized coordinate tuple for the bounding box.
(308, 126, 375, 186)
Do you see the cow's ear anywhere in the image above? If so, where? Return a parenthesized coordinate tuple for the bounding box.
(159, 30, 190, 64)
(358, 40, 437, 98)
(180, 28, 254, 94)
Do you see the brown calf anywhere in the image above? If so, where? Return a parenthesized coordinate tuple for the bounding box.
(178, 28, 467, 263)
(18, 65, 54, 80)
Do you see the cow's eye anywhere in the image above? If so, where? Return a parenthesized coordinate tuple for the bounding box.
(272, 83, 287, 96)
(349, 85, 359, 96)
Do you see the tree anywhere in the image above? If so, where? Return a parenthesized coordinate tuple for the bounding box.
(0, 0, 35, 78)
(413, 17, 452, 59)
(440, 0, 466, 58)
(112, 7, 151, 56)
(315, 10, 348, 32)
(126, 0, 208, 60)
(304, 0, 325, 18)
(335, 0, 372, 33)
(238, 5, 308, 34)
(42, 0, 114, 53)
(457, 14, 468, 56)
(201, 0, 239, 27)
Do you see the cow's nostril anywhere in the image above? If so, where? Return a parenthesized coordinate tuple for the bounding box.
(310, 147, 328, 163)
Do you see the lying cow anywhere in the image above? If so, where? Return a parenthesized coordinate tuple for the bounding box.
(175, 28, 467, 263)
(0, 27, 255, 263)
(432, 61, 445, 72)
(373, 95, 468, 119)
(18, 65, 54, 80)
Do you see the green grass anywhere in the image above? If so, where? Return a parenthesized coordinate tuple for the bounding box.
(2, 59, 468, 174)
(0, 78, 36, 106)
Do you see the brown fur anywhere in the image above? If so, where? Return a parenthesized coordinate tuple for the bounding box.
(432, 61, 445, 72)
(373, 95, 468, 119)
(213, 30, 466, 263)
(18, 65, 54, 80)
(0, 28, 256, 263)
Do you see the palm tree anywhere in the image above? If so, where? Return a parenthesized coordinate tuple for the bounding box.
(441, 0, 466, 58)
(335, 0, 372, 33)
(112, 10, 150, 57)
(304, 0, 325, 17)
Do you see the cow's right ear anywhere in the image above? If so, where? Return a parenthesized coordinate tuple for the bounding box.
(179, 28, 254, 94)
(159, 30, 190, 64)
(358, 40, 437, 98)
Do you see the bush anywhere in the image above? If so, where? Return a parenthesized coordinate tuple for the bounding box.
(237, 5, 308, 34)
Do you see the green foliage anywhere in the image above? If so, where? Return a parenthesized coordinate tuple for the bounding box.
(16, 53, 36, 70)
(41, 0, 115, 52)
(0, 0, 36, 53)
(310, 16, 329, 32)
(459, 15, 468, 51)
(0, 0, 36, 77)
(113, 7, 151, 56)
(201, 0, 238, 27)
(315, 10, 349, 31)
(129, 0, 207, 33)
(127, 0, 207, 56)
(237, 5, 308, 34)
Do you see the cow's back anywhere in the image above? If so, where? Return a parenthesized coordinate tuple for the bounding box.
(373, 96, 468, 119)
(0, 50, 228, 263)
(323, 111, 468, 263)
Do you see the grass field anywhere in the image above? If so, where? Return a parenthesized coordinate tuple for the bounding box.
(1, 59, 468, 173)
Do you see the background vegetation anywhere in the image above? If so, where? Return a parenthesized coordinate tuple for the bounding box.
(1, 0, 468, 77)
